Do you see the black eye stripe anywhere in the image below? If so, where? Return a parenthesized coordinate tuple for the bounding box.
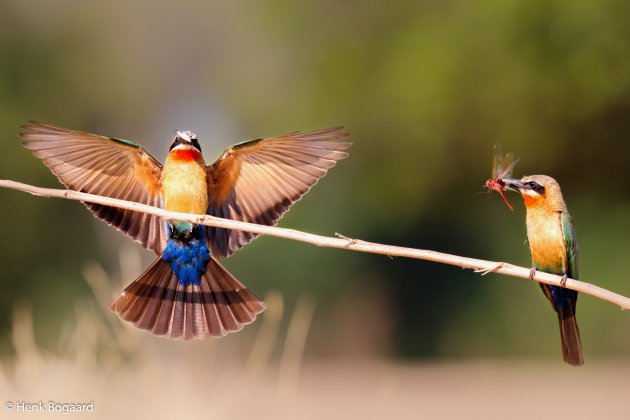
(169, 134, 202, 152)
(169, 137, 183, 151)
(527, 181, 545, 195)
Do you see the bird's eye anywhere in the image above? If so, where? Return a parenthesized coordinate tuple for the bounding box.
(528, 181, 545, 195)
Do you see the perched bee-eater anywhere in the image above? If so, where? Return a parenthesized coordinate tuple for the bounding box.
(503, 175, 583, 366)
(20, 121, 350, 339)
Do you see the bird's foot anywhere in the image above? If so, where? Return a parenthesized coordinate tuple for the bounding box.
(529, 267, 537, 280)
(560, 274, 568, 288)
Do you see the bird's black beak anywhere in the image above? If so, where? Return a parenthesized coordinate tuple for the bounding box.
(501, 178, 524, 191)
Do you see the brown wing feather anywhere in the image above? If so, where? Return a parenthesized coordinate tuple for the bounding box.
(19, 121, 167, 253)
(206, 126, 351, 257)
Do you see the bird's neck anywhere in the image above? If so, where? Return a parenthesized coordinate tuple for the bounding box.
(523, 195, 544, 208)
(169, 148, 203, 163)
(522, 194, 567, 213)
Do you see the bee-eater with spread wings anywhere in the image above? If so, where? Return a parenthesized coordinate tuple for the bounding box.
(503, 175, 584, 366)
(20, 122, 351, 339)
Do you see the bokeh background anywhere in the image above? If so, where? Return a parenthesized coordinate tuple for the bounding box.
(1, 0, 630, 418)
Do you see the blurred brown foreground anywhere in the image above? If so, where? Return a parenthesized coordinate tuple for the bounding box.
(1, 259, 627, 420)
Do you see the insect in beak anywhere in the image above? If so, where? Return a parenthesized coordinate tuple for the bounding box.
(485, 144, 519, 211)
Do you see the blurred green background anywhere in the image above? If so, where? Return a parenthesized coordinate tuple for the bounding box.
(1, 0, 630, 366)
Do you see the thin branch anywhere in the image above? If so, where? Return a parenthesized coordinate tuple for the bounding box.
(2, 179, 629, 310)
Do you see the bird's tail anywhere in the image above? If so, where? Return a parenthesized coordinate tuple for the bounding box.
(110, 256, 265, 339)
(557, 303, 584, 367)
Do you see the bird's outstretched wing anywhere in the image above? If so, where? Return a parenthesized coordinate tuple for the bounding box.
(20, 121, 167, 253)
(206, 126, 351, 257)
(561, 211, 579, 279)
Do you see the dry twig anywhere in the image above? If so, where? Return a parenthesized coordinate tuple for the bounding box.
(2, 179, 629, 310)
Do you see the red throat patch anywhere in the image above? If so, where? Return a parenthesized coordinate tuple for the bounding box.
(523, 194, 543, 208)
(171, 148, 201, 162)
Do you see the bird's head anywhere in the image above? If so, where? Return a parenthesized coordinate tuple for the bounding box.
(168, 130, 203, 162)
(502, 175, 567, 211)
(170, 130, 201, 152)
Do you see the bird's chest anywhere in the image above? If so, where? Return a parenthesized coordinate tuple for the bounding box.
(161, 159, 209, 214)
(526, 210, 566, 272)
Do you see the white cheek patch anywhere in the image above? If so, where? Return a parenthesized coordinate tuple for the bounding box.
(172, 143, 197, 152)
(521, 189, 541, 197)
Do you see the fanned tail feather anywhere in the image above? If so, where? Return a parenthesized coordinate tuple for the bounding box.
(110, 256, 265, 339)
(557, 304, 584, 367)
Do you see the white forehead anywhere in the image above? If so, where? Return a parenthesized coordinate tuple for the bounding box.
(176, 130, 197, 141)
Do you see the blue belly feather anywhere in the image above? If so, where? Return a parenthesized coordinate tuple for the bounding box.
(161, 224, 210, 286)
(547, 285, 576, 309)
(536, 264, 577, 310)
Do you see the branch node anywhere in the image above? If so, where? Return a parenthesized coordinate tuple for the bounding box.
(474, 262, 505, 276)
(335, 232, 357, 246)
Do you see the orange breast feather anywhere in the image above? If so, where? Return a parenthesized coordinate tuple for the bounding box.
(162, 157, 208, 214)
(526, 208, 566, 273)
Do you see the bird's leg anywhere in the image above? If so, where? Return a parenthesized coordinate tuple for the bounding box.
(529, 267, 537, 280)
(560, 273, 568, 288)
